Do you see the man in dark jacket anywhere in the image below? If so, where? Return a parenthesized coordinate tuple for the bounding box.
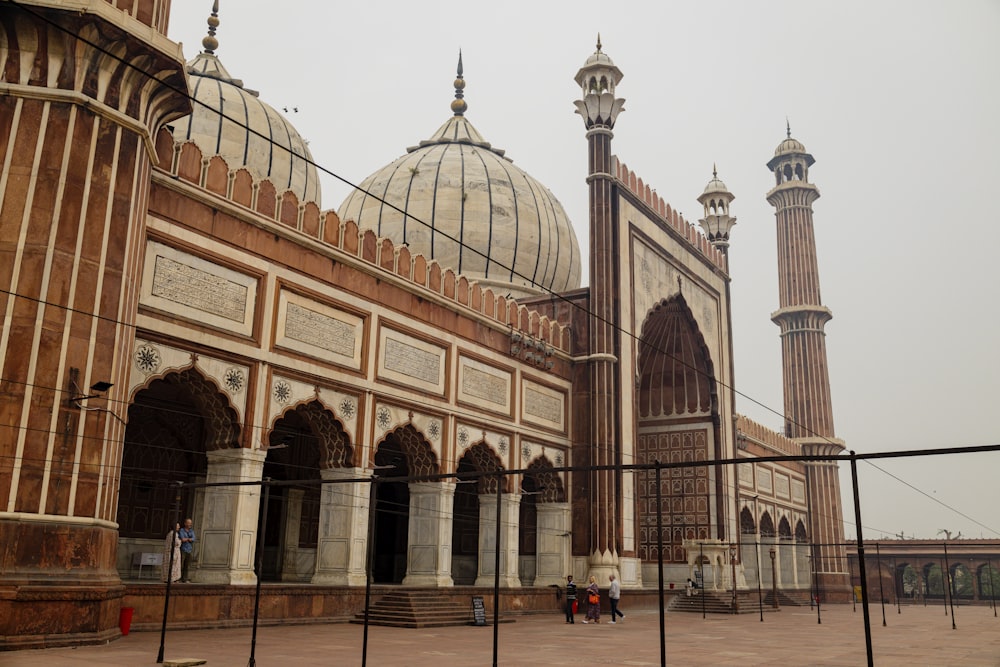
(565, 575, 577, 623)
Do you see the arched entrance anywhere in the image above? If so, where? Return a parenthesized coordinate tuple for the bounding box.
(264, 400, 352, 582)
(521, 456, 569, 586)
(451, 442, 504, 585)
(372, 425, 439, 585)
(117, 368, 241, 580)
(635, 296, 719, 571)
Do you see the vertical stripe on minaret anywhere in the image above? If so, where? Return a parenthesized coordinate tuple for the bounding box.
(765, 133, 851, 599)
(573, 40, 626, 573)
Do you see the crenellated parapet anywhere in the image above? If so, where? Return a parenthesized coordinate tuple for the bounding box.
(155, 132, 572, 355)
(735, 414, 802, 457)
(613, 157, 727, 272)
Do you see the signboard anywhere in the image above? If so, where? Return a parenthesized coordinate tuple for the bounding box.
(471, 596, 487, 626)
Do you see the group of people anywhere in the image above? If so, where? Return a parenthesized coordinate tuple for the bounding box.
(564, 574, 626, 625)
(162, 518, 196, 583)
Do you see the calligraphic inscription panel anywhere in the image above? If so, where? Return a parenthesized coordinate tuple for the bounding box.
(458, 356, 511, 414)
(275, 291, 363, 369)
(521, 380, 565, 432)
(140, 241, 256, 336)
(377, 327, 446, 395)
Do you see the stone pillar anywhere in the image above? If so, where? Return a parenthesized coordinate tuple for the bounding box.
(311, 468, 369, 586)
(475, 492, 522, 588)
(196, 448, 266, 585)
(533, 502, 572, 587)
(280, 488, 304, 582)
(402, 482, 455, 587)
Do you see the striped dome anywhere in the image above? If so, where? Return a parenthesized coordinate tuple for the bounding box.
(337, 114, 581, 297)
(170, 53, 321, 205)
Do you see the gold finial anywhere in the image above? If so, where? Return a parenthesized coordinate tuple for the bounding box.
(596, 33, 602, 52)
(450, 50, 468, 116)
(202, 1, 220, 54)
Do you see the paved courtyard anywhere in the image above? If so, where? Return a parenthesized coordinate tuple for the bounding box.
(3, 603, 999, 666)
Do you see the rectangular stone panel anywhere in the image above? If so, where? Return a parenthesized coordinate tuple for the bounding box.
(521, 380, 566, 433)
(457, 356, 512, 415)
(275, 290, 364, 370)
(140, 240, 257, 336)
(377, 327, 446, 395)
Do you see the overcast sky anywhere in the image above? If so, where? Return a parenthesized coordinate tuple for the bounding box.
(167, 1, 1000, 541)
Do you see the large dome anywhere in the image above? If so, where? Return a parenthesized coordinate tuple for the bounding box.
(337, 62, 581, 298)
(169, 11, 320, 205)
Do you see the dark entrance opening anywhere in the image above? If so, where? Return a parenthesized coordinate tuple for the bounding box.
(373, 438, 409, 584)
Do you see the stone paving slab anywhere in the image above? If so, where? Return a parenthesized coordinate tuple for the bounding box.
(2, 604, 999, 666)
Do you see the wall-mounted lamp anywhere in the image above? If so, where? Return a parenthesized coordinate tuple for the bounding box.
(69, 379, 126, 426)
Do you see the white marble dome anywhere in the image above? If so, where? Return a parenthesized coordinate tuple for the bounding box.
(338, 66, 581, 298)
(170, 44, 320, 206)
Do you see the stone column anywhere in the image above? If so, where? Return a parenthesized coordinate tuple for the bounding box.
(533, 502, 571, 587)
(311, 468, 369, 586)
(475, 492, 522, 588)
(402, 482, 455, 587)
(280, 488, 304, 582)
(196, 448, 266, 585)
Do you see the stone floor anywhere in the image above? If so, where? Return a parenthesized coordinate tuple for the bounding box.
(3, 603, 999, 666)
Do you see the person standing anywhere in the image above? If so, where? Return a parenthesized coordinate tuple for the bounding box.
(162, 523, 181, 583)
(178, 518, 196, 582)
(565, 575, 577, 623)
(608, 573, 625, 623)
(582, 576, 601, 624)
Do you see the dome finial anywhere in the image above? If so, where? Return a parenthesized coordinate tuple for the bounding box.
(450, 50, 468, 117)
(202, 1, 220, 55)
(786, 117, 791, 138)
(596, 33, 603, 52)
(713, 162, 717, 178)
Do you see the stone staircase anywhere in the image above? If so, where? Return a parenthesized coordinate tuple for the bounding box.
(765, 589, 815, 607)
(668, 590, 781, 615)
(350, 590, 492, 628)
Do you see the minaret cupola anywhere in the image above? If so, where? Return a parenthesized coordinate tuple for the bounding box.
(573, 35, 625, 129)
(697, 165, 737, 254)
(767, 121, 816, 186)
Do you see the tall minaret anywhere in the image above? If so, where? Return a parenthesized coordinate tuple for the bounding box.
(765, 126, 850, 599)
(573, 37, 624, 580)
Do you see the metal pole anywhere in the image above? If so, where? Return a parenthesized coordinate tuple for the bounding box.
(156, 484, 182, 664)
(943, 543, 956, 629)
(876, 543, 886, 626)
(655, 462, 666, 667)
(988, 558, 997, 617)
(769, 547, 779, 609)
(812, 542, 821, 625)
(362, 476, 379, 667)
(895, 557, 901, 615)
(492, 475, 501, 667)
(849, 452, 875, 667)
(753, 536, 764, 623)
(700, 542, 706, 620)
(248, 478, 271, 667)
(940, 558, 948, 615)
(730, 545, 737, 614)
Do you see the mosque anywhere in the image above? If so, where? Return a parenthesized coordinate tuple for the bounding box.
(0, 0, 849, 649)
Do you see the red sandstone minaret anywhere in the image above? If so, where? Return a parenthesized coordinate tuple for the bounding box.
(766, 126, 850, 598)
(573, 36, 625, 578)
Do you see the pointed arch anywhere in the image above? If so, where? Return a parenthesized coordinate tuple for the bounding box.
(759, 512, 775, 537)
(778, 516, 792, 539)
(637, 295, 717, 417)
(459, 441, 508, 494)
(523, 455, 566, 503)
(740, 507, 756, 535)
(794, 519, 808, 542)
(377, 424, 438, 477)
(272, 400, 354, 469)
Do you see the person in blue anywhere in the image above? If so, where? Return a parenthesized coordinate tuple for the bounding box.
(565, 575, 577, 623)
(178, 518, 196, 582)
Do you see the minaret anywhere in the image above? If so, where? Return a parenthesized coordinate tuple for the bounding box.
(573, 37, 624, 580)
(697, 165, 737, 258)
(765, 126, 850, 599)
(0, 0, 190, 646)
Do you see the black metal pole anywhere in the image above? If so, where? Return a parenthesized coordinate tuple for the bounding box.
(895, 558, 901, 615)
(755, 535, 763, 622)
(655, 462, 665, 667)
(988, 558, 997, 617)
(156, 484, 183, 664)
(362, 476, 379, 667)
(812, 542, 821, 625)
(876, 543, 886, 626)
(849, 452, 875, 667)
(700, 542, 706, 620)
(943, 543, 956, 629)
(492, 476, 502, 667)
(248, 478, 271, 667)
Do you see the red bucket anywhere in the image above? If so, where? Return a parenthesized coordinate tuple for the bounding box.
(118, 607, 135, 636)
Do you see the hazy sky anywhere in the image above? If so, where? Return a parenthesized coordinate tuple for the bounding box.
(167, 1, 1000, 541)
